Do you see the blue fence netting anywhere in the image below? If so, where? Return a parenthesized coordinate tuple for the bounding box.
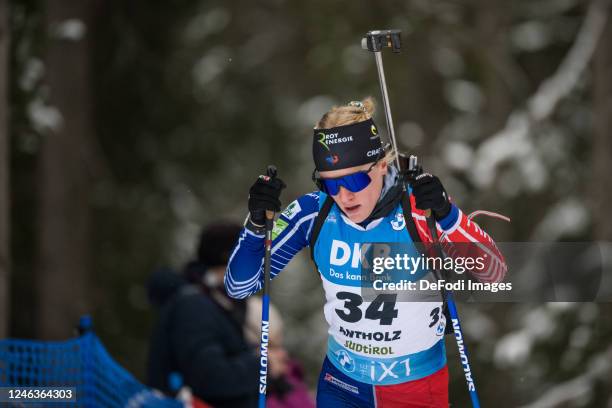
(0, 316, 183, 408)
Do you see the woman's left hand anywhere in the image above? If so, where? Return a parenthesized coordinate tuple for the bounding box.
(411, 173, 451, 220)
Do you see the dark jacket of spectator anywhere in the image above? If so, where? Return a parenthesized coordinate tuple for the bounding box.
(147, 223, 258, 408)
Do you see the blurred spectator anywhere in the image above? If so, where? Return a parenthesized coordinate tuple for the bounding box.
(146, 222, 259, 408)
(244, 297, 316, 408)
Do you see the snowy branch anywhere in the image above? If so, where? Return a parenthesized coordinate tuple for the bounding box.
(470, 0, 612, 188)
(529, 0, 611, 120)
(519, 346, 612, 408)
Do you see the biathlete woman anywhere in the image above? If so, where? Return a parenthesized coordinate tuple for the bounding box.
(225, 98, 507, 407)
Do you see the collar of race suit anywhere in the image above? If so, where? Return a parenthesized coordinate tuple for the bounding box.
(356, 165, 405, 226)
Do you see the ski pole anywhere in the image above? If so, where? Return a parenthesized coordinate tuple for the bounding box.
(426, 215, 481, 408)
(362, 30, 481, 407)
(258, 165, 277, 408)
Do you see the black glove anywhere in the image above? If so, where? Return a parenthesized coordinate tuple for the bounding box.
(248, 173, 286, 226)
(411, 173, 451, 220)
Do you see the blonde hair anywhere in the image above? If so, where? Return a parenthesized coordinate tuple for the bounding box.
(315, 97, 397, 166)
(315, 97, 376, 129)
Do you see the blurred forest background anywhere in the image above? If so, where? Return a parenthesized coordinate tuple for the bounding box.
(1, 0, 612, 406)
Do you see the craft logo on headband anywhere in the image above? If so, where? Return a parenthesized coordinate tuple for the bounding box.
(313, 118, 383, 171)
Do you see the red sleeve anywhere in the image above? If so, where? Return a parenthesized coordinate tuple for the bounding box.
(409, 194, 507, 283)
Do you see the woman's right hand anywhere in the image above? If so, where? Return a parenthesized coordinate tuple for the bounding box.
(248, 172, 286, 226)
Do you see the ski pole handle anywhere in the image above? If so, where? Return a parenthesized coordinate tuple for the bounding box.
(266, 165, 278, 183)
(265, 165, 278, 222)
(406, 155, 433, 218)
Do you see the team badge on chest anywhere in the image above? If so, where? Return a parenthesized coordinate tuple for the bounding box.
(390, 212, 406, 231)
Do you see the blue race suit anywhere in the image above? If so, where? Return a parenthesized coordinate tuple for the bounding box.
(225, 185, 451, 406)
